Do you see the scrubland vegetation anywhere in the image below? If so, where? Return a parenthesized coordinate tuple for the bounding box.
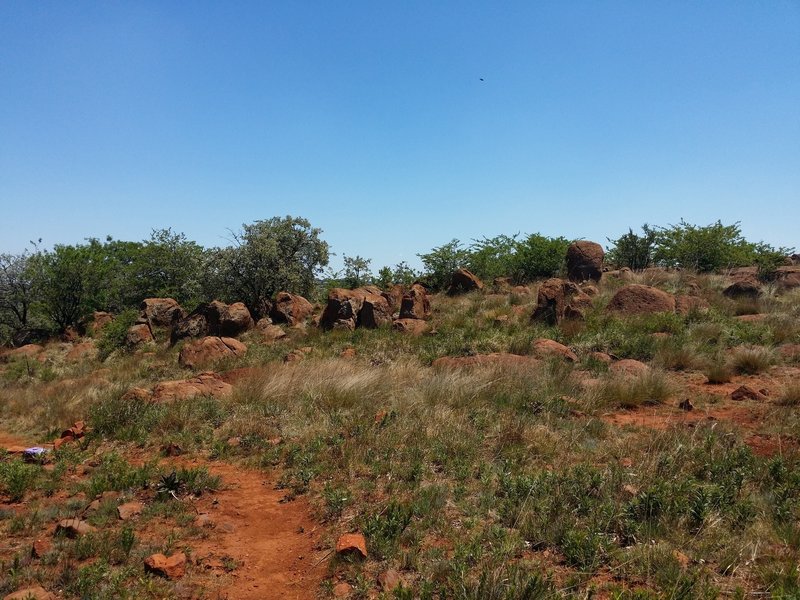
(1, 217, 799, 599)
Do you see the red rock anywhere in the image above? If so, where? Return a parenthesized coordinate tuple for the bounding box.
(675, 295, 710, 316)
(589, 351, 613, 364)
(335, 533, 367, 559)
(332, 583, 351, 598)
(679, 398, 694, 411)
(126, 323, 154, 348)
(270, 292, 314, 325)
(220, 302, 254, 337)
(140, 298, 186, 328)
(117, 501, 144, 521)
(566, 241, 604, 283)
(511, 285, 531, 295)
(604, 267, 634, 281)
(532, 339, 577, 362)
(31, 538, 51, 558)
(121, 387, 153, 402)
(320, 288, 367, 330)
(5, 344, 44, 361)
(447, 268, 484, 295)
(723, 275, 762, 300)
(151, 372, 233, 402)
(358, 294, 392, 328)
(55, 519, 96, 538)
(735, 314, 766, 323)
(392, 318, 429, 335)
(256, 320, 288, 342)
(778, 344, 800, 361)
(531, 278, 588, 325)
(53, 435, 74, 450)
(341, 348, 357, 359)
(730, 385, 765, 401)
(144, 552, 187, 579)
(606, 285, 676, 316)
(3, 587, 55, 600)
(493, 277, 512, 292)
(398, 284, 431, 320)
(178, 336, 247, 369)
(775, 266, 800, 290)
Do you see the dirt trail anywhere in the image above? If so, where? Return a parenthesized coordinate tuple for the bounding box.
(177, 460, 327, 600)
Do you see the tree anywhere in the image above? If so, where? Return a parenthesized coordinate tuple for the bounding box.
(342, 255, 372, 288)
(213, 216, 329, 318)
(466, 234, 519, 281)
(509, 233, 570, 282)
(651, 220, 754, 273)
(606, 226, 658, 271)
(0, 251, 36, 342)
(418, 239, 469, 291)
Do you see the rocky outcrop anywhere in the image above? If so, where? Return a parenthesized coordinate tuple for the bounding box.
(566, 241, 604, 283)
(320, 288, 368, 331)
(447, 268, 483, 295)
(358, 294, 392, 328)
(269, 292, 314, 325)
(126, 324, 154, 348)
(150, 372, 233, 402)
(178, 336, 247, 369)
(606, 285, 676, 316)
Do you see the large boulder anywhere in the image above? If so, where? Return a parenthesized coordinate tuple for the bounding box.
(775, 266, 800, 291)
(140, 298, 185, 328)
(606, 284, 676, 316)
(399, 284, 431, 320)
(269, 292, 313, 325)
(566, 241, 604, 283)
(320, 288, 367, 331)
(723, 274, 762, 300)
(171, 301, 253, 344)
(447, 269, 483, 295)
(358, 294, 392, 328)
(383, 285, 406, 313)
(178, 336, 247, 369)
(531, 339, 577, 362)
(531, 278, 588, 324)
(89, 311, 114, 334)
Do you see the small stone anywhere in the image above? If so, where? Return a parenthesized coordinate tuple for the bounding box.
(678, 399, 694, 411)
(161, 443, 183, 456)
(117, 501, 144, 521)
(55, 519, 96, 538)
(730, 385, 764, 401)
(145, 552, 187, 579)
(335, 533, 367, 559)
(332, 582, 351, 598)
(32, 538, 52, 558)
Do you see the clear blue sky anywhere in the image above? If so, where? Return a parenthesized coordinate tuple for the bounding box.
(1, 1, 798, 270)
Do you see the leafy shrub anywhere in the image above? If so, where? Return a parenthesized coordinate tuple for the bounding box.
(607, 226, 658, 270)
(96, 309, 139, 360)
(0, 459, 40, 502)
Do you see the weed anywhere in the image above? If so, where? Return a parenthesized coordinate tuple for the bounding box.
(0, 459, 39, 502)
(730, 346, 776, 374)
(593, 370, 674, 408)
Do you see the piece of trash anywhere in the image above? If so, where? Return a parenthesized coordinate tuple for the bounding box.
(23, 447, 49, 462)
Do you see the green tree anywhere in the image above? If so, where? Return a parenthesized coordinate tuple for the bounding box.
(466, 234, 519, 281)
(418, 239, 469, 291)
(342, 255, 372, 288)
(509, 233, 570, 282)
(212, 216, 329, 318)
(606, 226, 658, 270)
(0, 251, 37, 343)
(651, 220, 754, 272)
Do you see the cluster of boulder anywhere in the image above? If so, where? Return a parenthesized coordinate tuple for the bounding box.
(320, 283, 432, 335)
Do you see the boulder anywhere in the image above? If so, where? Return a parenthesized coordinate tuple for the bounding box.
(604, 267, 634, 281)
(219, 302, 254, 337)
(566, 241, 604, 282)
(775, 266, 800, 290)
(531, 339, 577, 362)
(144, 552, 187, 579)
(140, 298, 185, 328)
(531, 278, 586, 325)
(117, 501, 143, 521)
(256, 319, 288, 342)
(320, 288, 366, 331)
(126, 324, 154, 348)
(383, 284, 406, 313)
(151, 372, 233, 402)
(392, 318, 430, 335)
(358, 294, 392, 328)
(398, 284, 431, 320)
(270, 292, 313, 325)
(606, 285, 676, 316)
(723, 274, 762, 300)
(730, 385, 766, 401)
(447, 268, 484, 295)
(432, 353, 539, 369)
(4, 344, 44, 361)
(171, 301, 252, 343)
(178, 336, 247, 369)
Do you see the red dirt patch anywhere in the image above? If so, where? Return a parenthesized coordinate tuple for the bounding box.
(178, 460, 326, 599)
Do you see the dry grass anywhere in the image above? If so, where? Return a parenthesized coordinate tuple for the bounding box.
(730, 346, 776, 375)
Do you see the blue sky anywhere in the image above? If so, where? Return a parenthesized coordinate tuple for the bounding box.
(1, 1, 798, 270)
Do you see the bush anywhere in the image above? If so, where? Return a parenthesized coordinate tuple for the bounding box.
(607, 226, 658, 270)
(96, 309, 139, 361)
(730, 346, 775, 375)
(650, 220, 754, 273)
